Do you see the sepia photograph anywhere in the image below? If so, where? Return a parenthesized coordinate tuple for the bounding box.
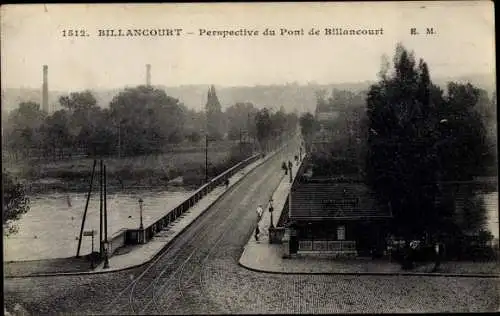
(1, 2, 498, 314)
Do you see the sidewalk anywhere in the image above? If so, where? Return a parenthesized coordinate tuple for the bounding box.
(238, 161, 500, 278)
(93, 148, 284, 273)
(5, 146, 286, 277)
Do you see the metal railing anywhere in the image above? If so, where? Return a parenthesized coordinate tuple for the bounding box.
(120, 134, 297, 247)
(298, 240, 357, 252)
(131, 152, 262, 244)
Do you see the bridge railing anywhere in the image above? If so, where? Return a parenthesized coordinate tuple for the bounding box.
(110, 134, 298, 254)
(133, 152, 262, 245)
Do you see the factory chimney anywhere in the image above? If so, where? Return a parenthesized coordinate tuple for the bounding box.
(146, 64, 151, 87)
(42, 65, 49, 113)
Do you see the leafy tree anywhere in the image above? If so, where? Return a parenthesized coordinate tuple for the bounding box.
(59, 90, 97, 112)
(224, 102, 258, 141)
(186, 130, 202, 143)
(285, 112, 299, 133)
(58, 91, 100, 154)
(39, 110, 72, 160)
(438, 83, 492, 179)
(366, 44, 491, 240)
(255, 108, 272, 150)
(110, 85, 186, 155)
(4, 102, 46, 157)
(184, 109, 206, 142)
(86, 108, 116, 156)
(299, 112, 317, 151)
(2, 171, 30, 235)
(366, 44, 443, 239)
(271, 106, 287, 136)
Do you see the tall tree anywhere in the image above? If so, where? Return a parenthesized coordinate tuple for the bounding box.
(39, 110, 72, 160)
(205, 85, 223, 140)
(299, 112, 317, 152)
(225, 102, 257, 141)
(4, 102, 46, 157)
(59, 91, 99, 153)
(255, 108, 272, 150)
(440, 83, 491, 179)
(109, 85, 186, 155)
(366, 44, 442, 238)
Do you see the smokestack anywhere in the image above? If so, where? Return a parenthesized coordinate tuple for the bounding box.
(146, 64, 151, 86)
(42, 65, 49, 113)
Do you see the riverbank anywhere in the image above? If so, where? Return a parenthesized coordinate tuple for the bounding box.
(5, 145, 254, 195)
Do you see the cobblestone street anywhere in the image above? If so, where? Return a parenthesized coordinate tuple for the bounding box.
(4, 140, 499, 314)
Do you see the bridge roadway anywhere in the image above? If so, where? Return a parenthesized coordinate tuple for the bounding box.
(4, 137, 499, 314)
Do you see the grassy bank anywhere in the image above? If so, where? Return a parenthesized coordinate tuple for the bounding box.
(5, 143, 254, 195)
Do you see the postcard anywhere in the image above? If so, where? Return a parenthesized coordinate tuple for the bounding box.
(2, 2, 498, 315)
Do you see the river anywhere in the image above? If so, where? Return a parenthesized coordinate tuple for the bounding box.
(3, 190, 498, 262)
(3, 189, 194, 261)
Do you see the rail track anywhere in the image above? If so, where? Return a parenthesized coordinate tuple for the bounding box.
(100, 141, 296, 315)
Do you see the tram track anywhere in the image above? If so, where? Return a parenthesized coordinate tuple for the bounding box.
(100, 139, 299, 315)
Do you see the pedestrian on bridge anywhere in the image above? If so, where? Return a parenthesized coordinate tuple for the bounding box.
(256, 204, 263, 220)
(255, 224, 261, 242)
(282, 162, 288, 175)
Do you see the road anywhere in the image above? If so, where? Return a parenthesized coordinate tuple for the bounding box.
(4, 137, 499, 314)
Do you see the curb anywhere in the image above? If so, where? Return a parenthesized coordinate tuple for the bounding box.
(239, 143, 500, 279)
(237, 261, 500, 278)
(5, 140, 293, 279)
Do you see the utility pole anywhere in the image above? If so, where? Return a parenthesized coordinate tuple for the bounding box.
(103, 164, 109, 269)
(239, 128, 242, 156)
(205, 134, 208, 183)
(117, 123, 121, 158)
(76, 159, 97, 257)
(99, 160, 103, 256)
(104, 164, 108, 245)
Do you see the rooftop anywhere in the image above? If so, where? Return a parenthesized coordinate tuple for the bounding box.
(290, 181, 392, 220)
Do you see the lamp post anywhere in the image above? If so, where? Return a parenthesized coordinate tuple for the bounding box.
(138, 198, 144, 244)
(103, 241, 110, 269)
(269, 199, 275, 229)
(138, 198, 144, 230)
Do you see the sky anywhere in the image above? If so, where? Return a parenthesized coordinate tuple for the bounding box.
(1, 2, 495, 91)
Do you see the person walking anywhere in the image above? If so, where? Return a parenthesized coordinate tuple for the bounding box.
(255, 224, 260, 242)
(432, 241, 441, 272)
(282, 162, 288, 175)
(256, 204, 263, 220)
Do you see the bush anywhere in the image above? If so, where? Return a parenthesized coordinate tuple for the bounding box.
(441, 230, 497, 261)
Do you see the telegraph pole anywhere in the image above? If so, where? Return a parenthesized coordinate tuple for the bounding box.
(117, 123, 121, 158)
(99, 160, 103, 256)
(239, 128, 242, 156)
(103, 164, 109, 269)
(76, 159, 96, 257)
(104, 164, 108, 245)
(205, 134, 208, 183)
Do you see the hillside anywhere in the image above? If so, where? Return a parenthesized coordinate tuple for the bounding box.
(1, 73, 495, 115)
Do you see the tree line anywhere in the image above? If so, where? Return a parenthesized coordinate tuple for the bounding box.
(2, 85, 298, 161)
(299, 43, 496, 246)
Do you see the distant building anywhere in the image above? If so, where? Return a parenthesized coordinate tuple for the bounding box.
(312, 94, 341, 153)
